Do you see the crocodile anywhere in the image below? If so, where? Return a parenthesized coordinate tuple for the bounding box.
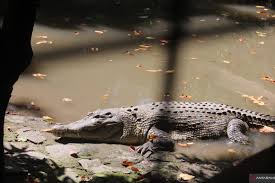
(45, 101, 275, 155)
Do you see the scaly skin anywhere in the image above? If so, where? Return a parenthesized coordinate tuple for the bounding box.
(46, 101, 275, 156)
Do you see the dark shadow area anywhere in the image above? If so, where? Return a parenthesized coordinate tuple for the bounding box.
(4, 144, 75, 183)
(209, 144, 275, 183)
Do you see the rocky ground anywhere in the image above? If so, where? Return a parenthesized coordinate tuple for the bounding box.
(3, 104, 274, 183)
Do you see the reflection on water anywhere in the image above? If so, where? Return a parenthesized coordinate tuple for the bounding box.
(175, 132, 275, 161)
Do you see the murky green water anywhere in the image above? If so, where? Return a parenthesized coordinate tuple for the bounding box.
(8, 2, 275, 158)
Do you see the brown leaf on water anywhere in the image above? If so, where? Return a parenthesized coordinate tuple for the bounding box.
(121, 160, 134, 167)
(250, 49, 257, 54)
(259, 41, 265, 45)
(35, 40, 53, 45)
(102, 94, 109, 101)
(62, 98, 73, 103)
(261, 75, 275, 83)
(136, 64, 143, 68)
(165, 70, 175, 73)
(145, 69, 162, 73)
(256, 31, 267, 37)
(179, 94, 192, 99)
(259, 126, 275, 133)
(242, 94, 265, 106)
(177, 173, 195, 181)
(32, 73, 47, 79)
(223, 60, 231, 64)
(36, 35, 48, 39)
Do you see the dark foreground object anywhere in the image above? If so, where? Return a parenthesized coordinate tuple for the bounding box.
(209, 144, 275, 183)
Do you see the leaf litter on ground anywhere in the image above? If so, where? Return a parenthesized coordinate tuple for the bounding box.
(32, 73, 47, 79)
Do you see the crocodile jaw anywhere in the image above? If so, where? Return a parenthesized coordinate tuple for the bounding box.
(46, 118, 124, 143)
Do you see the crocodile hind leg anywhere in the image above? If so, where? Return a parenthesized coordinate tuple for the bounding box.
(135, 126, 174, 157)
(227, 119, 250, 144)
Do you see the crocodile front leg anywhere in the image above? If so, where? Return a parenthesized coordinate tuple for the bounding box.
(227, 119, 250, 144)
(135, 126, 174, 157)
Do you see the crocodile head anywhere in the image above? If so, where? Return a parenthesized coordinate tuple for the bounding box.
(45, 108, 128, 143)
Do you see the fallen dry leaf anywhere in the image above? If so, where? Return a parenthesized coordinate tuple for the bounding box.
(261, 75, 275, 83)
(223, 60, 231, 64)
(124, 50, 134, 56)
(136, 64, 143, 68)
(177, 173, 195, 181)
(121, 160, 134, 167)
(242, 94, 265, 106)
(90, 47, 99, 52)
(32, 73, 47, 79)
(35, 40, 53, 45)
(134, 48, 148, 52)
(139, 44, 152, 49)
(197, 39, 205, 43)
(130, 166, 140, 172)
(165, 70, 175, 73)
(102, 94, 109, 100)
(250, 49, 257, 54)
(69, 150, 79, 158)
(177, 142, 194, 147)
(133, 30, 143, 36)
(227, 148, 237, 154)
(238, 37, 245, 42)
(256, 5, 265, 9)
(94, 30, 104, 35)
(256, 31, 267, 37)
(42, 116, 54, 123)
(62, 98, 73, 102)
(146, 36, 155, 40)
(259, 126, 275, 133)
(179, 94, 192, 99)
(259, 41, 265, 45)
(36, 35, 48, 39)
(160, 39, 168, 44)
(145, 69, 162, 73)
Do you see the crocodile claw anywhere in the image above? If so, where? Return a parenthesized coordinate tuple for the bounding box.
(135, 141, 155, 157)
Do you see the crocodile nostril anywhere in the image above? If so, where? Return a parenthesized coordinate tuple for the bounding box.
(94, 115, 100, 118)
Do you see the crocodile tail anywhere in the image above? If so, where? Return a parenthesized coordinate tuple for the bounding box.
(246, 114, 275, 127)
